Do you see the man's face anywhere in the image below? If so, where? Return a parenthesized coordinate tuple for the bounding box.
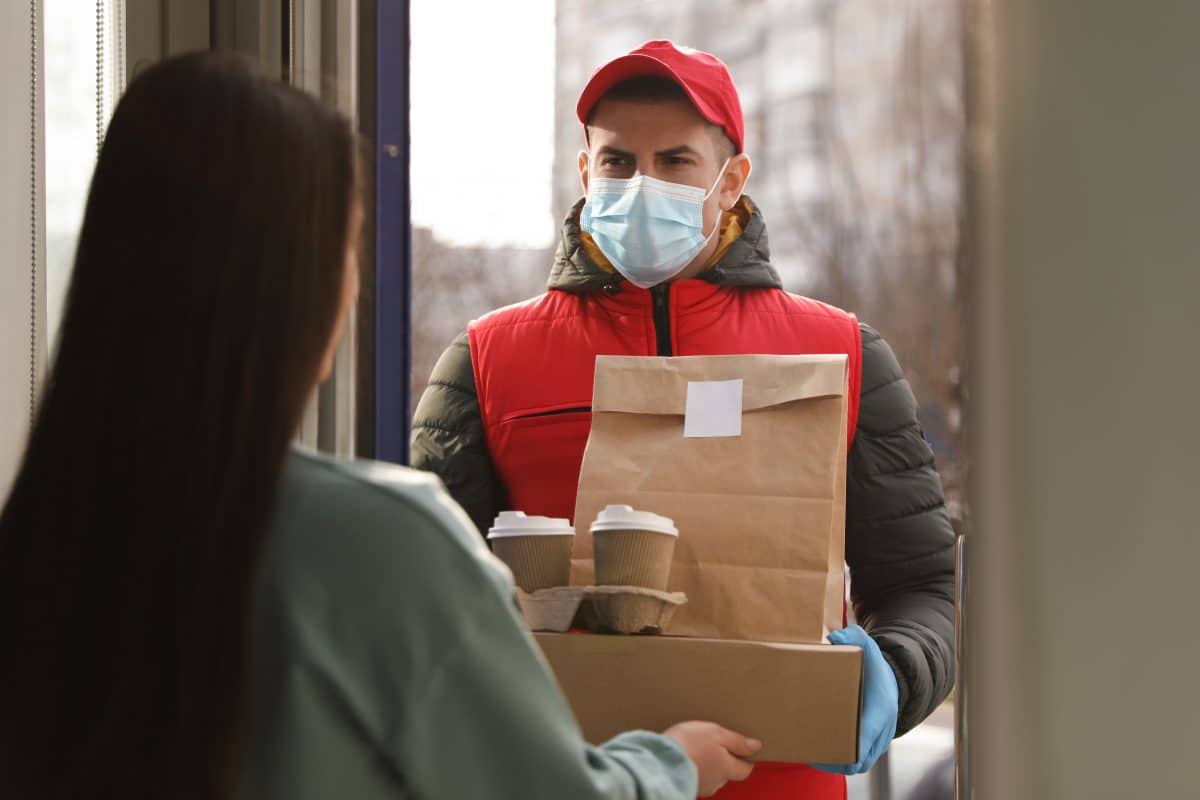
(583, 96, 725, 188)
(579, 96, 750, 278)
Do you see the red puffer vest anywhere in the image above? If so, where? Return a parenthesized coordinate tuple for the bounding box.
(469, 278, 861, 800)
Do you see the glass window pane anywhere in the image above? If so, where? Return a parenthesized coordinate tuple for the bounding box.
(44, 0, 124, 351)
(409, 0, 557, 410)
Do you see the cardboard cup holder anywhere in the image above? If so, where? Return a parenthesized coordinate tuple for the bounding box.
(516, 586, 588, 633)
(505, 507, 686, 635)
(517, 585, 687, 635)
(579, 585, 688, 635)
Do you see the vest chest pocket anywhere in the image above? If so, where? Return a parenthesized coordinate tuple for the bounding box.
(491, 408, 592, 524)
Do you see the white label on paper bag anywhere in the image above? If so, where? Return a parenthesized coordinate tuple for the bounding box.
(684, 379, 744, 438)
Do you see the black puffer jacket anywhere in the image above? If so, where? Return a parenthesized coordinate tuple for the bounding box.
(412, 199, 955, 736)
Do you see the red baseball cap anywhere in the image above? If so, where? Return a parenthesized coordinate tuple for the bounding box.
(576, 40, 745, 153)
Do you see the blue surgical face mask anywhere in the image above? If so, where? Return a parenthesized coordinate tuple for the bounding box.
(580, 158, 733, 289)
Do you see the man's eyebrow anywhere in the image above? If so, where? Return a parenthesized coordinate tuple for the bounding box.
(596, 145, 635, 158)
(655, 145, 702, 158)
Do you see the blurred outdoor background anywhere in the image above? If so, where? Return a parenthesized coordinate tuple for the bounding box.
(411, 0, 967, 537)
(411, 3, 963, 794)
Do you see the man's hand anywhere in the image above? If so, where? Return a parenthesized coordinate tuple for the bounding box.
(664, 721, 761, 797)
(814, 625, 900, 775)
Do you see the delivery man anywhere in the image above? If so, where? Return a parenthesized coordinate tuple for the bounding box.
(412, 40, 955, 799)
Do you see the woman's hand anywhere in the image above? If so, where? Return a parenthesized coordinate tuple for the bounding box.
(664, 721, 761, 797)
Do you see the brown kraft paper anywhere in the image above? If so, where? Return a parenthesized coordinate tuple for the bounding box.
(570, 354, 849, 643)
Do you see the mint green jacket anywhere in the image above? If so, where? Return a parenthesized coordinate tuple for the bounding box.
(235, 449, 696, 799)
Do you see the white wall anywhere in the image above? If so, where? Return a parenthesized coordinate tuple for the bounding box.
(970, 1, 1200, 797)
(0, 1, 44, 501)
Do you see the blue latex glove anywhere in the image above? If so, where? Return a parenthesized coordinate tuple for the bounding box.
(813, 625, 899, 775)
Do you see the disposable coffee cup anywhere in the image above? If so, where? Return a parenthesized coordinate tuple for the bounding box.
(487, 511, 575, 593)
(589, 505, 679, 591)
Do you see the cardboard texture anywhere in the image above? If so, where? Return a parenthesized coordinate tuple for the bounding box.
(536, 633, 863, 765)
(517, 587, 587, 632)
(571, 354, 850, 643)
(493, 534, 573, 593)
(579, 586, 687, 634)
(516, 586, 686, 634)
(593, 528, 676, 590)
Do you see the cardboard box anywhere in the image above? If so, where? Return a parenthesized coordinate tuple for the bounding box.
(535, 632, 864, 765)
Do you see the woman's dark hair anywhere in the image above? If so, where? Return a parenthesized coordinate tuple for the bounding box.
(0, 52, 358, 798)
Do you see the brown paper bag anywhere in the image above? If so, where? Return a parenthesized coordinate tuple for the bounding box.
(571, 354, 848, 644)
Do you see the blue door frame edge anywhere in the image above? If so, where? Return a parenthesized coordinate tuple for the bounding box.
(374, 0, 411, 463)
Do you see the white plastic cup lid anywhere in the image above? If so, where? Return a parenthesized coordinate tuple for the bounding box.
(487, 510, 575, 540)
(589, 505, 679, 537)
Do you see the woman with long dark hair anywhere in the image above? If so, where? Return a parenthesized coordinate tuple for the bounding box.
(0, 53, 756, 799)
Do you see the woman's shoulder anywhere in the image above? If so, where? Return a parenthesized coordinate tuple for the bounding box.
(243, 450, 519, 784)
(264, 447, 512, 606)
(284, 447, 478, 542)
(289, 446, 447, 507)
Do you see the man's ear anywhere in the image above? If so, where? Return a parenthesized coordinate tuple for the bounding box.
(721, 153, 752, 208)
(578, 150, 590, 195)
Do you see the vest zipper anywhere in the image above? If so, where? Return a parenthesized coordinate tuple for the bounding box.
(652, 284, 673, 356)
